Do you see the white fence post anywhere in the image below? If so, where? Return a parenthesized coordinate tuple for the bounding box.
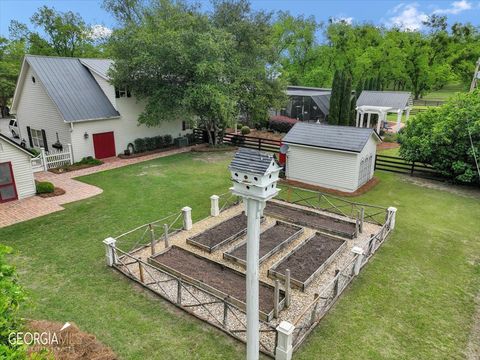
(210, 195, 220, 217)
(40, 147, 48, 171)
(387, 206, 397, 230)
(68, 143, 73, 165)
(352, 246, 365, 276)
(182, 206, 192, 230)
(103, 237, 117, 266)
(275, 321, 295, 360)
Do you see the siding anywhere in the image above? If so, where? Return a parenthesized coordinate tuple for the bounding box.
(0, 139, 35, 199)
(70, 96, 191, 161)
(356, 135, 378, 185)
(15, 64, 72, 151)
(286, 145, 358, 192)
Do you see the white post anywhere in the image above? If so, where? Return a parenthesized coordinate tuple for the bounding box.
(355, 110, 360, 127)
(351, 246, 365, 276)
(103, 237, 117, 266)
(366, 113, 372, 128)
(359, 113, 364, 128)
(210, 195, 220, 217)
(67, 143, 73, 165)
(405, 108, 411, 123)
(182, 206, 192, 230)
(275, 321, 295, 360)
(245, 197, 263, 360)
(387, 206, 397, 230)
(396, 110, 402, 132)
(40, 147, 48, 171)
(377, 112, 384, 133)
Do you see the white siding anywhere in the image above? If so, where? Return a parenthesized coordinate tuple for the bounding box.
(70, 96, 191, 161)
(355, 135, 378, 187)
(15, 64, 72, 152)
(0, 139, 35, 199)
(286, 145, 359, 192)
(91, 72, 117, 109)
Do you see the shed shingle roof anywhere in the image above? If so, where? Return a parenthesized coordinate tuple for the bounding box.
(356, 91, 412, 110)
(25, 55, 119, 122)
(229, 148, 277, 175)
(282, 123, 380, 153)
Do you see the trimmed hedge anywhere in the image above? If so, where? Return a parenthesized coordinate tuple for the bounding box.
(268, 117, 298, 133)
(241, 126, 251, 135)
(36, 181, 54, 194)
(133, 135, 175, 154)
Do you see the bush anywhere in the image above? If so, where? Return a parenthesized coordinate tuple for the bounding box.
(268, 116, 298, 133)
(240, 126, 251, 135)
(36, 181, 54, 194)
(186, 133, 195, 145)
(76, 157, 102, 165)
(382, 133, 397, 143)
(163, 135, 173, 146)
(134, 138, 146, 153)
(145, 137, 156, 151)
(154, 135, 164, 149)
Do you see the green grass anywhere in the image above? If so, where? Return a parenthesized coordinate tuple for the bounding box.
(378, 146, 400, 157)
(423, 81, 465, 101)
(1, 151, 479, 360)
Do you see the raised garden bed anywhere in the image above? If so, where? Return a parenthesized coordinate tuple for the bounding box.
(149, 246, 285, 321)
(223, 221, 303, 268)
(268, 232, 347, 291)
(187, 213, 250, 252)
(265, 201, 357, 239)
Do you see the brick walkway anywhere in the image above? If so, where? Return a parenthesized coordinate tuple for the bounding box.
(0, 146, 198, 228)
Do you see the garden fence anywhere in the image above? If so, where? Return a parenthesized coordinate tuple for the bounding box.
(374, 154, 444, 180)
(32, 145, 73, 171)
(222, 133, 281, 153)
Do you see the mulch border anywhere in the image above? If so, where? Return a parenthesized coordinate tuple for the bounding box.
(37, 187, 66, 198)
(49, 163, 101, 174)
(280, 176, 380, 197)
(117, 146, 178, 159)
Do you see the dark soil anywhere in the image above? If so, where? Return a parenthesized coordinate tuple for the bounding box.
(37, 187, 66, 198)
(49, 163, 99, 174)
(227, 222, 301, 262)
(265, 202, 356, 238)
(152, 246, 279, 313)
(188, 213, 247, 250)
(273, 233, 345, 283)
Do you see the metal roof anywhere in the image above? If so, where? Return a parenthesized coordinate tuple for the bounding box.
(286, 85, 331, 97)
(356, 91, 412, 110)
(229, 148, 277, 175)
(79, 58, 113, 79)
(25, 55, 119, 122)
(283, 123, 380, 153)
(311, 94, 331, 116)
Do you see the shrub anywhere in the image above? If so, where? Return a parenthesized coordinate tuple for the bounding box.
(268, 116, 298, 133)
(76, 157, 102, 165)
(154, 135, 164, 149)
(186, 133, 195, 145)
(163, 135, 173, 146)
(240, 126, 251, 135)
(145, 137, 156, 151)
(134, 138, 146, 153)
(382, 133, 397, 143)
(36, 181, 54, 194)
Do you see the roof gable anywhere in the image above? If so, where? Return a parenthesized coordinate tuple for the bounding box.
(283, 123, 380, 153)
(18, 55, 119, 122)
(356, 91, 412, 110)
(0, 134, 35, 157)
(229, 148, 279, 175)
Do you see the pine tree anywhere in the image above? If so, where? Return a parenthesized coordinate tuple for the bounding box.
(339, 75, 352, 125)
(328, 70, 341, 125)
(349, 96, 357, 125)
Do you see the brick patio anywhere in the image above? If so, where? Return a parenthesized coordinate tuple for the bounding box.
(0, 146, 199, 228)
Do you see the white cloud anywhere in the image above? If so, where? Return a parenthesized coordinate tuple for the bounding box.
(434, 0, 473, 14)
(90, 24, 113, 40)
(330, 16, 354, 25)
(389, 3, 428, 30)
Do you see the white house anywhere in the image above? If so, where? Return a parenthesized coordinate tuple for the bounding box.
(282, 123, 381, 193)
(0, 133, 35, 202)
(11, 55, 191, 161)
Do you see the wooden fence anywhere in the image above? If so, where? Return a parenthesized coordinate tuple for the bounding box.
(31, 145, 73, 171)
(223, 133, 281, 153)
(374, 154, 444, 179)
(412, 99, 445, 107)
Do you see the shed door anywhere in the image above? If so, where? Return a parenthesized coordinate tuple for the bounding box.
(93, 132, 116, 159)
(0, 162, 18, 203)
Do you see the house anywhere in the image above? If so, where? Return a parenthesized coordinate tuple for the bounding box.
(0, 133, 35, 202)
(356, 90, 413, 132)
(11, 55, 191, 161)
(274, 86, 331, 122)
(282, 123, 381, 193)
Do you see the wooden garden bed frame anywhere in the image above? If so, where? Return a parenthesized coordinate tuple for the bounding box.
(268, 233, 347, 292)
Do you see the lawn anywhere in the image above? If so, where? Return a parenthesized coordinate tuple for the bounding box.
(1, 151, 479, 360)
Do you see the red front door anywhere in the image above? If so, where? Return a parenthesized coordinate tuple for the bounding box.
(0, 162, 18, 203)
(93, 132, 116, 159)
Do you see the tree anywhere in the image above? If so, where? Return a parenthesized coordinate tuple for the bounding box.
(399, 90, 480, 184)
(0, 38, 23, 117)
(328, 70, 342, 124)
(339, 74, 352, 125)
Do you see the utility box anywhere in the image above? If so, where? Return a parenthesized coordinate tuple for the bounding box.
(174, 137, 189, 148)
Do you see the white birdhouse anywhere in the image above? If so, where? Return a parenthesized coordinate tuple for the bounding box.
(229, 148, 282, 201)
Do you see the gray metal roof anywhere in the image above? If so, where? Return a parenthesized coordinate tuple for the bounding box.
(286, 86, 331, 97)
(283, 123, 380, 153)
(79, 58, 113, 79)
(356, 91, 412, 110)
(25, 55, 119, 122)
(311, 94, 331, 116)
(229, 148, 277, 175)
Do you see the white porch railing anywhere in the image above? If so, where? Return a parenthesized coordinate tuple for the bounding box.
(31, 144, 73, 172)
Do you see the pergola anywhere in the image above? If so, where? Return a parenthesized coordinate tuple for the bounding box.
(355, 91, 412, 132)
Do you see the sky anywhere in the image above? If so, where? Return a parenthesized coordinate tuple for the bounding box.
(1, 0, 479, 38)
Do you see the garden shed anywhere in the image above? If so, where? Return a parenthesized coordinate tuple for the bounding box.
(282, 123, 381, 193)
(0, 134, 36, 202)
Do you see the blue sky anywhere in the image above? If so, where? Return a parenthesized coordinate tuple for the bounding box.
(1, 0, 479, 38)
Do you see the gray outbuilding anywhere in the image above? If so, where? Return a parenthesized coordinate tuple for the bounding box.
(282, 123, 381, 192)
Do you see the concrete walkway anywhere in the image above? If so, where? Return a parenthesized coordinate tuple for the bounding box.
(0, 146, 197, 228)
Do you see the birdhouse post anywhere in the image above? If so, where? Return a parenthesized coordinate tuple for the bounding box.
(229, 148, 282, 360)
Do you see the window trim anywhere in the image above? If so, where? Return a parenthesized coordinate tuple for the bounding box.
(0, 162, 18, 203)
(30, 128, 45, 148)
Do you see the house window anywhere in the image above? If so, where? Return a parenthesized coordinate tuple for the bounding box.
(182, 121, 191, 131)
(115, 87, 131, 98)
(32, 76, 36, 83)
(31, 129, 45, 148)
